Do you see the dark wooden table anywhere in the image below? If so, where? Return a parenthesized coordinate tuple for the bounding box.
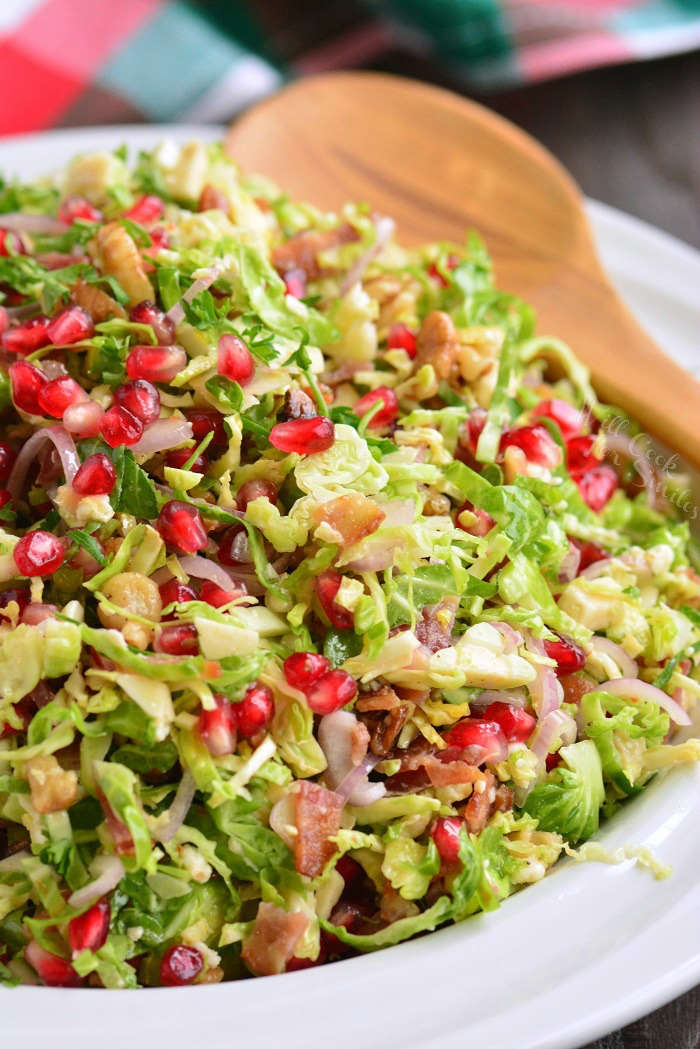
(254, 7, 700, 1045)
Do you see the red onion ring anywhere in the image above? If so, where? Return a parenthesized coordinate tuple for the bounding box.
(153, 770, 196, 843)
(589, 636, 638, 679)
(8, 425, 79, 497)
(489, 621, 523, 654)
(558, 541, 582, 583)
(471, 688, 528, 709)
(165, 263, 224, 326)
(178, 554, 238, 593)
(525, 633, 561, 719)
(318, 710, 386, 806)
(131, 416, 193, 456)
(67, 855, 125, 910)
(599, 677, 691, 726)
(0, 212, 68, 234)
(530, 708, 577, 763)
(339, 216, 395, 296)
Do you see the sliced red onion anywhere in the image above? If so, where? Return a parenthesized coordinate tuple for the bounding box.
(67, 855, 125, 909)
(489, 621, 523, 654)
(558, 542, 581, 583)
(165, 263, 224, 326)
(604, 431, 660, 510)
(153, 770, 196, 843)
(471, 688, 528, 709)
(269, 793, 296, 849)
(178, 554, 237, 593)
(8, 425, 79, 497)
(579, 557, 613, 580)
(0, 212, 67, 234)
(525, 634, 561, 719)
(530, 708, 578, 762)
(40, 359, 69, 380)
(346, 545, 398, 573)
(131, 416, 193, 456)
(599, 677, 691, 725)
(589, 636, 638, 679)
(339, 216, 395, 296)
(318, 710, 385, 806)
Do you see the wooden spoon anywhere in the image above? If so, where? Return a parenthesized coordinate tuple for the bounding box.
(227, 71, 700, 465)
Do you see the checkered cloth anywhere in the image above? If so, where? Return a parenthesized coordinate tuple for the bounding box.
(1, 0, 700, 135)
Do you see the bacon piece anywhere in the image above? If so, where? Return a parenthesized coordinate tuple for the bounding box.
(294, 781, 344, 878)
(96, 789, 135, 856)
(493, 784, 514, 813)
(241, 902, 308, 977)
(422, 757, 481, 788)
(313, 492, 385, 548)
(463, 772, 496, 833)
(272, 223, 358, 281)
(560, 672, 597, 706)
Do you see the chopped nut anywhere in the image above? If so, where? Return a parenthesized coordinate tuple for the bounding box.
(26, 755, 79, 814)
(93, 222, 154, 306)
(415, 310, 460, 381)
(70, 278, 126, 322)
(98, 571, 162, 650)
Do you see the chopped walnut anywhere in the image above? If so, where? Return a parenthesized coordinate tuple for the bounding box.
(98, 571, 162, 650)
(278, 388, 316, 421)
(93, 222, 154, 306)
(415, 310, 460, 381)
(25, 755, 79, 814)
(272, 223, 358, 280)
(70, 279, 126, 322)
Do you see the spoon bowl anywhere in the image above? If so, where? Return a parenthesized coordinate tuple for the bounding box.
(227, 71, 700, 466)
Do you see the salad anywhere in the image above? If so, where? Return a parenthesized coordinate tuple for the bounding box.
(0, 140, 698, 991)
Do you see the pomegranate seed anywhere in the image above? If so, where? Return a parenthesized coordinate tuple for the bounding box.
(166, 447, 206, 473)
(0, 228, 24, 256)
(200, 579, 241, 608)
(58, 195, 102, 224)
(455, 500, 495, 537)
(446, 718, 507, 763)
(2, 315, 51, 355)
(0, 442, 17, 483)
(387, 323, 417, 358)
(546, 752, 564, 772)
(236, 479, 277, 512)
(0, 586, 30, 614)
(283, 268, 306, 298)
(72, 453, 116, 496)
(237, 683, 274, 738)
(430, 817, 464, 863)
(125, 194, 165, 226)
(532, 399, 584, 441)
(198, 695, 237, 756)
(544, 634, 586, 675)
(114, 379, 160, 425)
(160, 944, 203, 987)
(129, 300, 175, 345)
(465, 409, 488, 453)
(353, 386, 399, 429)
(199, 184, 229, 213)
(68, 899, 110, 955)
(0, 306, 7, 337)
(186, 409, 227, 453)
(159, 578, 197, 609)
(0, 488, 11, 510)
(217, 525, 250, 566)
(25, 941, 81, 988)
(155, 622, 199, 656)
(269, 416, 334, 454)
(500, 424, 562, 469)
(336, 854, 363, 888)
(314, 570, 354, 630)
(306, 669, 357, 715)
(217, 334, 255, 385)
(574, 465, 618, 512)
(100, 404, 143, 447)
(63, 399, 104, 437)
(46, 306, 94, 346)
(126, 344, 186, 384)
(283, 652, 331, 691)
(13, 531, 66, 577)
(573, 539, 608, 573)
(567, 435, 600, 472)
(145, 226, 171, 256)
(37, 375, 87, 418)
(481, 701, 536, 743)
(157, 500, 208, 554)
(286, 944, 327, 971)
